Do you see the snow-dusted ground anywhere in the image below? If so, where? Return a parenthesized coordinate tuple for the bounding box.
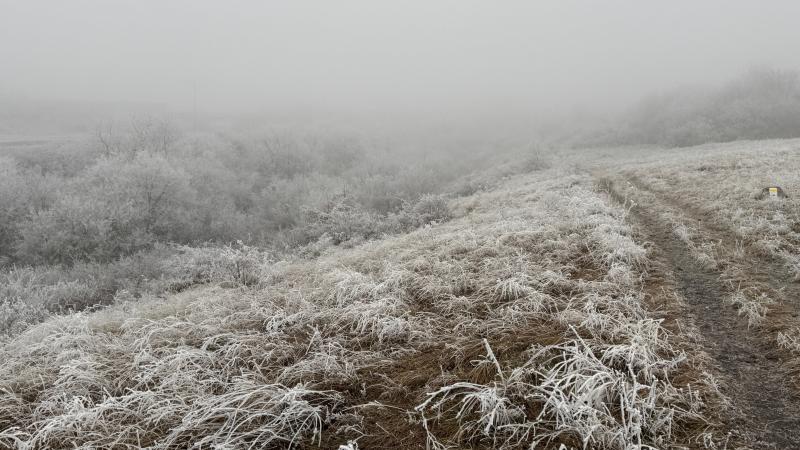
(10, 141, 792, 448)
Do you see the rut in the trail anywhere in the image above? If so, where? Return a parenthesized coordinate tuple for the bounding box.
(601, 176, 800, 449)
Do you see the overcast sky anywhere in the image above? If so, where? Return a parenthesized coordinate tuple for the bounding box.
(2, 1, 800, 116)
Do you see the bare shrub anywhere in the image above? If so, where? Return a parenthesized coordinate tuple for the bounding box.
(411, 194, 452, 225)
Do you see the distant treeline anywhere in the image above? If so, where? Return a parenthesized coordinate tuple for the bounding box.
(582, 68, 800, 148)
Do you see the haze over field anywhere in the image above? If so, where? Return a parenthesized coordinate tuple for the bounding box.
(3, 0, 800, 122)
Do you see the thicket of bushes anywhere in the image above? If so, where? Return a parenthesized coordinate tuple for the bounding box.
(582, 68, 800, 148)
(1, 124, 548, 335)
(0, 127, 470, 267)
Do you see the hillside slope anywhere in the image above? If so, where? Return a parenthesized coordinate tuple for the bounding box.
(0, 159, 729, 448)
(598, 138, 800, 446)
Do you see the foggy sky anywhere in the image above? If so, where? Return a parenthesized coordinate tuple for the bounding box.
(2, 1, 800, 116)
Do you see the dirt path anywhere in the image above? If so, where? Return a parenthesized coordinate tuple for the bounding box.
(624, 173, 800, 306)
(599, 175, 800, 449)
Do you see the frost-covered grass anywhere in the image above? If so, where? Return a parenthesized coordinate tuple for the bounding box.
(0, 164, 722, 449)
(417, 328, 697, 450)
(725, 288, 774, 329)
(778, 329, 800, 353)
(597, 138, 800, 402)
(610, 138, 800, 264)
(0, 242, 277, 338)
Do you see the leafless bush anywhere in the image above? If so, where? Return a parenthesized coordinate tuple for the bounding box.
(411, 194, 452, 225)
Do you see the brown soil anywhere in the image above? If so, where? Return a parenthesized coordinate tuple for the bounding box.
(599, 174, 800, 449)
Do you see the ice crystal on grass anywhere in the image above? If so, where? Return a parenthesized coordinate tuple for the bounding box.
(417, 334, 695, 450)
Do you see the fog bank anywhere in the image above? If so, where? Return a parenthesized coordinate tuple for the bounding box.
(3, 0, 800, 120)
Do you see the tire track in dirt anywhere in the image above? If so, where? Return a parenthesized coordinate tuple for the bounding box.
(599, 174, 800, 449)
(624, 173, 800, 365)
(624, 173, 800, 305)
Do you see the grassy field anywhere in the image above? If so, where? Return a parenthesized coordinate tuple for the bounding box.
(595, 139, 800, 446)
(4, 140, 800, 448)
